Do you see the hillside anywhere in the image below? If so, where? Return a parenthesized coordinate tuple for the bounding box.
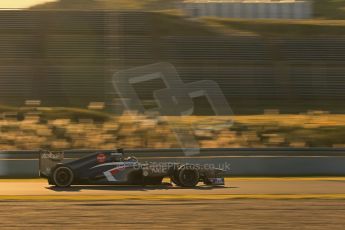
(29, 0, 345, 37)
(30, 0, 345, 19)
(30, 0, 180, 11)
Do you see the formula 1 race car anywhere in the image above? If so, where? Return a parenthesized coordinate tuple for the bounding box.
(39, 149, 226, 188)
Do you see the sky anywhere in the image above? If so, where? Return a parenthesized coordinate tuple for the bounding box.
(0, 0, 56, 9)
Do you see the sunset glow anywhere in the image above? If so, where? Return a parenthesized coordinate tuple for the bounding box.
(0, 0, 56, 9)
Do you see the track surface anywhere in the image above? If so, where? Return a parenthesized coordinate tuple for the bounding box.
(0, 178, 344, 199)
(0, 178, 344, 229)
(1, 199, 344, 229)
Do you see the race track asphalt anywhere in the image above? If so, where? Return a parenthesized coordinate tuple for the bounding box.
(0, 177, 344, 200)
(0, 178, 344, 229)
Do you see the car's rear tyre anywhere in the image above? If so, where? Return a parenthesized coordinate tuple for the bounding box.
(52, 166, 74, 187)
(178, 166, 200, 187)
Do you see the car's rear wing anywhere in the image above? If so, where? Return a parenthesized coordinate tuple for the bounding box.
(39, 150, 64, 177)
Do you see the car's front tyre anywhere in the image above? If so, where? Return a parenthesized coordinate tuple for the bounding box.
(51, 166, 74, 187)
(178, 165, 200, 187)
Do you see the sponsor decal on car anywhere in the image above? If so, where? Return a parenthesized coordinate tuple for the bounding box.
(41, 151, 64, 160)
(103, 165, 127, 181)
(209, 178, 225, 185)
(97, 153, 106, 163)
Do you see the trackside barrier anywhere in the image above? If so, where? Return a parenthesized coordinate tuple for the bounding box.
(0, 148, 345, 178)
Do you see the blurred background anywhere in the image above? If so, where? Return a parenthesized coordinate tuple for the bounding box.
(0, 0, 344, 150)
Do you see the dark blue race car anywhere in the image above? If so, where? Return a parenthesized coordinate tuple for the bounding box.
(39, 149, 226, 188)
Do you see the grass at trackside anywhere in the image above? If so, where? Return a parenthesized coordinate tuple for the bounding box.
(0, 105, 344, 148)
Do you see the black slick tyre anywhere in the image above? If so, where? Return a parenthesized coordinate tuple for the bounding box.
(178, 166, 200, 187)
(52, 166, 74, 187)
